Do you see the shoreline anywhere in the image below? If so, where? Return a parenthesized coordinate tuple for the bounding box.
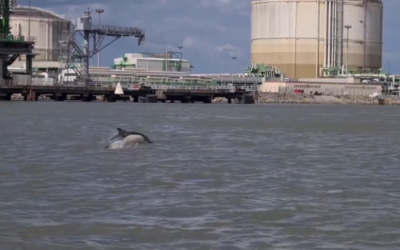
(214, 93, 400, 105)
(8, 93, 400, 105)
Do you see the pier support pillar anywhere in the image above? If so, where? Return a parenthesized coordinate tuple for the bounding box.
(132, 96, 139, 102)
(181, 96, 191, 103)
(26, 55, 33, 75)
(69, 95, 81, 101)
(146, 94, 158, 103)
(227, 98, 232, 104)
(54, 96, 64, 101)
(25, 90, 38, 101)
(0, 92, 11, 101)
(180, 98, 188, 103)
(54, 93, 65, 102)
(106, 95, 116, 102)
(170, 99, 174, 103)
(82, 94, 93, 102)
(241, 94, 255, 104)
(203, 96, 212, 103)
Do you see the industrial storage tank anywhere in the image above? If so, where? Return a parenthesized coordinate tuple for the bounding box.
(10, 6, 72, 62)
(251, 0, 383, 78)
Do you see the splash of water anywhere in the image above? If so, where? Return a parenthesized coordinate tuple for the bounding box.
(107, 140, 125, 149)
(106, 135, 143, 150)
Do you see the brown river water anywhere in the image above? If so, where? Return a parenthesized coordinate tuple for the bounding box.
(1, 102, 399, 249)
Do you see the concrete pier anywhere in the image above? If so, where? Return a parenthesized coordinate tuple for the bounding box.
(0, 84, 254, 104)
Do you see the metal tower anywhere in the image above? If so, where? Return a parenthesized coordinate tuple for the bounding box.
(0, 0, 35, 81)
(59, 8, 145, 83)
(363, 0, 367, 69)
(335, 0, 344, 69)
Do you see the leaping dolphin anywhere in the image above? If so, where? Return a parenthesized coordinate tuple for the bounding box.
(109, 128, 153, 144)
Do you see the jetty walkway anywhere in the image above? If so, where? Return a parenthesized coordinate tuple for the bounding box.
(0, 81, 258, 104)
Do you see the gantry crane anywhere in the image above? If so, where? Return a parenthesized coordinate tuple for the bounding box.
(59, 8, 145, 83)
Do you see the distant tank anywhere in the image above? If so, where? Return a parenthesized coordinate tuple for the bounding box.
(251, 0, 383, 78)
(10, 6, 72, 61)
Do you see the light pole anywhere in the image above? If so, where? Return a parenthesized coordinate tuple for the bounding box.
(177, 46, 183, 71)
(28, 0, 31, 41)
(231, 56, 236, 84)
(217, 54, 223, 84)
(95, 8, 104, 67)
(360, 20, 366, 69)
(344, 25, 352, 74)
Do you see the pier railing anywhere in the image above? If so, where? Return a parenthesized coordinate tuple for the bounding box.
(0, 79, 259, 92)
(145, 84, 258, 92)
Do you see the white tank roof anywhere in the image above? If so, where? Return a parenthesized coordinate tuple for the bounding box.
(12, 6, 71, 21)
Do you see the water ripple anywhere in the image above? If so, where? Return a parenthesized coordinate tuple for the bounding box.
(0, 102, 399, 249)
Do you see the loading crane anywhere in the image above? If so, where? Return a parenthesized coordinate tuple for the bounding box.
(59, 8, 145, 84)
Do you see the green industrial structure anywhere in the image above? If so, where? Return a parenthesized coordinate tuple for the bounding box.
(0, 0, 35, 82)
(111, 51, 191, 72)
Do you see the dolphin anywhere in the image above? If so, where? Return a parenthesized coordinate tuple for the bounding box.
(108, 128, 153, 146)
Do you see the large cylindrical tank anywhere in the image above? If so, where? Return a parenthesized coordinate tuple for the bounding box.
(251, 0, 383, 78)
(10, 6, 72, 62)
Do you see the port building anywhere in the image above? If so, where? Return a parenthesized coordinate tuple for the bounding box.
(251, 0, 384, 78)
(113, 53, 192, 73)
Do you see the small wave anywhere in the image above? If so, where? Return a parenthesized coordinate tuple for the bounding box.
(106, 135, 146, 150)
(107, 140, 124, 150)
(107, 140, 138, 150)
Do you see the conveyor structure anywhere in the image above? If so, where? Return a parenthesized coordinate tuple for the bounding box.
(59, 8, 145, 84)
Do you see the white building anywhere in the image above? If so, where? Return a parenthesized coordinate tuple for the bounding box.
(113, 53, 192, 73)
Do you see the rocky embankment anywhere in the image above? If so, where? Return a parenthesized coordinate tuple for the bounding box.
(212, 93, 400, 105)
(336, 95, 400, 105)
(256, 93, 319, 104)
(11, 94, 24, 100)
(212, 93, 319, 104)
(212, 97, 228, 103)
(255, 93, 400, 105)
(335, 96, 378, 105)
(382, 95, 400, 105)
